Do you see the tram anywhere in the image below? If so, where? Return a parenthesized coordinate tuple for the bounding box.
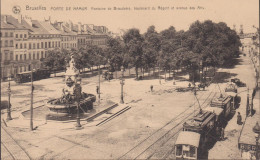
(175, 110, 217, 159)
(225, 82, 238, 109)
(14, 69, 51, 83)
(210, 94, 233, 120)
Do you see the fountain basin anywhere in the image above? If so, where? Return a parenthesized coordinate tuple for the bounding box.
(46, 93, 96, 115)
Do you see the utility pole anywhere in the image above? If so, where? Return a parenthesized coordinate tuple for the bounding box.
(30, 64, 34, 131)
(120, 66, 124, 104)
(6, 75, 12, 121)
(98, 65, 101, 102)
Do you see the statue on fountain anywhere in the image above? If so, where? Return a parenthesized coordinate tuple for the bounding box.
(46, 52, 96, 114)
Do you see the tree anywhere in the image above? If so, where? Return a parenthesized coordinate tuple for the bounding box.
(123, 28, 144, 79)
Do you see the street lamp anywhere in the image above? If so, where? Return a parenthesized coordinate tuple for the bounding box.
(6, 75, 12, 121)
(75, 76, 83, 130)
(253, 122, 260, 159)
(120, 66, 124, 104)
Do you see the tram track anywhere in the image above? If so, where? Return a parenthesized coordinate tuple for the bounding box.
(118, 84, 218, 159)
(1, 126, 32, 160)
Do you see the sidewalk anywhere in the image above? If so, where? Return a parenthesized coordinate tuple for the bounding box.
(208, 53, 258, 159)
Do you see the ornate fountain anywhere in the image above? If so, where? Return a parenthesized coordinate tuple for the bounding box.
(46, 53, 96, 115)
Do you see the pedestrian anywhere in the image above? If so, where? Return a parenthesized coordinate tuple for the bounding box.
(188, 83, 191, 88)
(237, 112, 242, 125)
(216, 126, 221, 140)
(221, 127, 225, 141)
(96, 86, 99, 94)
(150, 85, 153, 92)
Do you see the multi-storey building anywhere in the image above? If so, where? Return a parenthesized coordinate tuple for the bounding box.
(1, 15, 28, 78)
(1, 14, 110, 80)
(53, 21, 77, 49)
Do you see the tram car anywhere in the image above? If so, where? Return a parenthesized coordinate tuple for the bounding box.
(225, 82, 239, 109)
(175, 110, 217, 159)
(14, 69, 51, 83)
(210, 94, 233, 120)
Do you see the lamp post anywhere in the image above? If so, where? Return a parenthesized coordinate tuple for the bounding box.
(6, 75, 12, 121)
(253, 122, 260, 159)
(75, 77, 83, 130)
(120, 66, 124, 104)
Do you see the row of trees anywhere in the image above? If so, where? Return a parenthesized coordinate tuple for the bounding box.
(42, 20, 242, 82)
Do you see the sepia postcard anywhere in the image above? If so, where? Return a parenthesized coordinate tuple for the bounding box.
(1, 0, 259, 159)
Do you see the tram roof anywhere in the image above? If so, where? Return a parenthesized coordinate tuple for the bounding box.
(204, 107, 223, 116)
(175, 131, 200, 147)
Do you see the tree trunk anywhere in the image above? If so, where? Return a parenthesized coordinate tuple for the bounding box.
(148, 68, 150, 77)
(129, 67, 130, 76)
(142, 68, 144, 77)
(153, 67, 155, 77)
(164, 69, 166, 81)
(135, 67, 138, 79)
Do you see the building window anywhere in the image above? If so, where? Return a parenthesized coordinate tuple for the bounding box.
(4, 40, 8, 47)
(29, 53, 31, 60)
(0, 32, 2, 37)
(41, 51, 44, 58)
(37, 52, 39, 59)
(20, 43, 23, 49)
(0, 40, 1, 47)
(33, 43, 35, 49)
(16, 55, 18, 60)
(16, 34, 18, 38)
(24, 54, 26, 60)
(37, 43, 39, 49)
(5, 32, 8, 37)
(49, 42, 51, 48)
(45, 42, 47, 48)
(20, 66, 22, 72)
(20, 54, 22, 60)
(10, 40, 13, 47)
(45, 51, 47, 58)
(52, 42, 54, 48)
(24, 66, 26, 72)
(5, 52, 9, 60)
(55, 41, 57, 47)
(29, 43, 31, 49)
(24, 43, 27, 49)
(24, 34, 27, 38)
(10, 51, 13, 60)
(33, 53, 35, 60)
(16, 43, 18, 49)
(10, 32, 13, 37)
(20, 34, 23, 38)
(41, 42, 44, 48)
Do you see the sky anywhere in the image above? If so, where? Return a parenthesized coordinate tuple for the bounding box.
(1, 0, 259, 34)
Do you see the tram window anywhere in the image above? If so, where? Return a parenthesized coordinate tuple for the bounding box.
(190, 146, 196, 157)
(176, 145, 182, 156)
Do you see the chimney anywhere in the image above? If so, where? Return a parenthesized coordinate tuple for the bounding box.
(3, 15, 7, 23)
(78, 22, 82, 34)
(17, 14, 22, 24)
(83, 24, 88, 32)
(23, 15, 33, 26)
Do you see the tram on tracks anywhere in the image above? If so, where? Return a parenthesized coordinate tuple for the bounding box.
(14, 69, 51, 83)
(175, 109, 216, 159)
(210, 94, 233, 121)
(175, 93, 234, 159)
(224, 82, 238, 109)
